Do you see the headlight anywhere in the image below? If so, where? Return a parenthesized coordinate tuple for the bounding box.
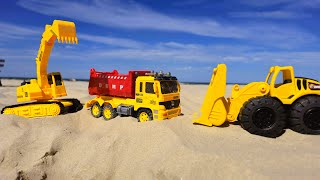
(309, 83, 320, 90)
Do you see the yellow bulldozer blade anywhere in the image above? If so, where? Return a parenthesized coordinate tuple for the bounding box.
(193, 64, 228, 126)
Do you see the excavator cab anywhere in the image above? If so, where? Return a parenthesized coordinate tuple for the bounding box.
(266, 66, 296, 101)
(48, 73, 62, 86)
(47, 72, 67, 98)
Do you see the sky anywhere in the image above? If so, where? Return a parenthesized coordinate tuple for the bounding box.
(1, 0, 320, 83)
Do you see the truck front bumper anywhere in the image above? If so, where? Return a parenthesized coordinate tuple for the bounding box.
(154, 107, 181, 120)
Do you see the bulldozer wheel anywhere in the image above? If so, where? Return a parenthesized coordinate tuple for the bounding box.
(102, 104, 117, 120)
(91, 102, 102, 118)
(137, 109, 153, 122)
(289, 96, 320, 135)
(239, 97, 287, 138)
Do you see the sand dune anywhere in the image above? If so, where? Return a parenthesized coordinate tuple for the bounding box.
(0, 79, 319, 179)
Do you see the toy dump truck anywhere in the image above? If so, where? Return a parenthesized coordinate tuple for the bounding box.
(193, 64, 320, 137)
(85, 68, 181, 122)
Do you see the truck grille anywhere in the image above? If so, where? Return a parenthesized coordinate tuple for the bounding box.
(159, 99, 180, 110)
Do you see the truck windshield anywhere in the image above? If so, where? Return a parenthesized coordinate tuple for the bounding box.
(160, 81, 179, 94)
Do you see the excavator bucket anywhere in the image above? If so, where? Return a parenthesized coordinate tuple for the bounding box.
(44, 20, 78, 44)
(193, 64, 228, 126)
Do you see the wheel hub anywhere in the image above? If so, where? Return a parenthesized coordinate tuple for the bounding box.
(139, 112, 149, 122)
(304, 107, 320, 130)
(104, 109, 112, 118)
(92, 105, 100, 116)
(253, 107, 276, 129)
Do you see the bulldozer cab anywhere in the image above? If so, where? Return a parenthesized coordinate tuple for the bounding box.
(266, 66, 296, 100)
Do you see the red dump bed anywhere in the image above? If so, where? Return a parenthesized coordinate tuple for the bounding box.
(88, 68, 151, 98)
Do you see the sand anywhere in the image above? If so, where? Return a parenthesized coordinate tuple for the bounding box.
(0, 79, 319, 179)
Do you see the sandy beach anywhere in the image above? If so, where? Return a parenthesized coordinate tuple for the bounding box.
(0, 79, 319, 179)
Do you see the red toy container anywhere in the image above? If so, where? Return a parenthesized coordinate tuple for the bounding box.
(88, 68, 151, 98)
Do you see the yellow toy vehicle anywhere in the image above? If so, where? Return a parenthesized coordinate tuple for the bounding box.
(85, 69, 181, 122)
(1, 20, 82, 118)
(194, 64, 320, 137)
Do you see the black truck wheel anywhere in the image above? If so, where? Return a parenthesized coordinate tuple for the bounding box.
(91, 102, 102, 118)
(137, 109, 153, 122)
(289, 96, 320, 134)
(102, 104, 117, 120)
(239, 97, 287, 138)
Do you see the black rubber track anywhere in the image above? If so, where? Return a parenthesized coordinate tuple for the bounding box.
(239, 96, 287, 138)
(63, 98, 83, 113)
(1, 101, 66, 115)
(289, 95, 320, 135)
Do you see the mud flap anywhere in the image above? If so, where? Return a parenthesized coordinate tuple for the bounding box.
(193, 64, 228, 126)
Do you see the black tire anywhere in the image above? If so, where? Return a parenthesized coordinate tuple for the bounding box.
(90, 102, 102, 118)
(289, 96, 320, 134)
(137, 109, 153, 122)
(102, 104, 117, 120)
(239, 97, 287, 138)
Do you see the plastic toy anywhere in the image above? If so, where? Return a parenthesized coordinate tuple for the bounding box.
(193, 64, 320, 137)
(1, 20, 82, 118)
(85, 69, 181, 122)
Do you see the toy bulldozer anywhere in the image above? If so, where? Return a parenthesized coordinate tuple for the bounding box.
(193, 64, 320, 137)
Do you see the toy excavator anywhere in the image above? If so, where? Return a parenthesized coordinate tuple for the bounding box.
(1, 20, 82, 118)
(193, 64, 320, 137)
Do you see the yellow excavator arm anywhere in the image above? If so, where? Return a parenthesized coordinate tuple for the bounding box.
(15, 20, 78, 103)
(36, 20, 78, 89)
